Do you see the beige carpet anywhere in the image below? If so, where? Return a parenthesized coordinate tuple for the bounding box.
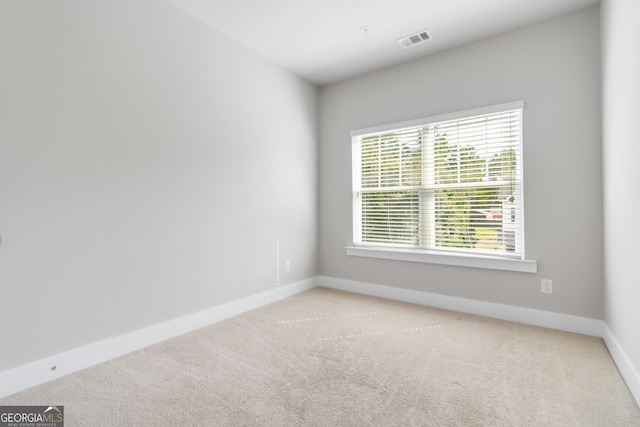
(2, 287, 639, 426)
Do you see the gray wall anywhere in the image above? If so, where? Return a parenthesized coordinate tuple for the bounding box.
(0, 0, 318, 371)
(601, 0, 640, 386)
(319, 7, 602, 319)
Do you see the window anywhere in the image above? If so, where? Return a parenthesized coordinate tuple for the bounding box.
(350, 101, 534, 272)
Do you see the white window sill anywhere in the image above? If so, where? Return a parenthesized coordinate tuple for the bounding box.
(345, 246, 537, 273)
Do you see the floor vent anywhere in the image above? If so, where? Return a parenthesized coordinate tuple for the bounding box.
(398, 29, 432, 48)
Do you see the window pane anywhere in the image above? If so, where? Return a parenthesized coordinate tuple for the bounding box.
(434, 187, 514, 252)
(360, 132, 422, 189)
(361, 191, 420, 245)
(352, 102, 523, 259)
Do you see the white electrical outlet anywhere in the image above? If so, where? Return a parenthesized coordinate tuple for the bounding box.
(285, 260, 291, 272)
(541, 279, 553, 294)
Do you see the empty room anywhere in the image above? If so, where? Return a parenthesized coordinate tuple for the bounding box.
(1, 0, 639, 425)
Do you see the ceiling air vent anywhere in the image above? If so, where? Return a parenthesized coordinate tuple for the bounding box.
(398, 29, 432, 49)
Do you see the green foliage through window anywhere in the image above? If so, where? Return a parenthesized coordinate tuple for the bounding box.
(353, 104, 523, 257)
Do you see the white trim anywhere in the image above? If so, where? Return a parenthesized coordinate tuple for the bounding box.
(602, 325, 640, 408)
(346, 246, 538, 273)
(351, 100, 525, 138)
(5, 275, 637, 410)
(351, 102, 527, 263)
(0, 278, 316, 399)
(318, 276, 602, 336)
(323, 275, 640, 407)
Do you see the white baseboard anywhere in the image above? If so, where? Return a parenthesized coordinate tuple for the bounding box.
(321, 276, 640, 409)
(318, 276, 604, 337)
(5, 275, 638, 410)
(602, 325, 640, 408)
(0, 278, 316, 399)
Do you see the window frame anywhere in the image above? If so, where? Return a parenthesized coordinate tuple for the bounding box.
(348, 101, 537, 273)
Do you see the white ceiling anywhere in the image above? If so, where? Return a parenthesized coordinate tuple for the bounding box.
(167, 0, 599, 85)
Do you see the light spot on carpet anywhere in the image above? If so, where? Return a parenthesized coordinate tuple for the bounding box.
(342, 311, 381, 318)
(318, 331, 386, 341)
(274, 317, 325, 324)
(400, 325, 441, 332)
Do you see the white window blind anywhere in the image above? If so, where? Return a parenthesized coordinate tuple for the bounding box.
(352, 101, 524, 259)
